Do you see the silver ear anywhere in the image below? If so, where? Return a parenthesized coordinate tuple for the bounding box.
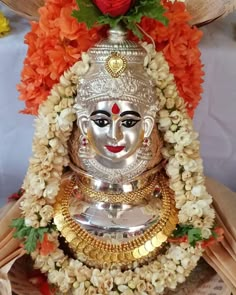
(143, 116, 155, 138)
(78, 115, 89, 136)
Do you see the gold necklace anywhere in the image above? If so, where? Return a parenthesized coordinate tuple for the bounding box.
(75, 174, 159, 205)
(54, 173, 178, 267)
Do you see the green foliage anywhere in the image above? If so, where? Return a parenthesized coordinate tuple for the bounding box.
(72, 0, 102, 29)
(72, 0, 168, 38)
(173, 225, 203, 247)
(173, 224, 193, 237)
(11, 218, 51, 253)
(11, 217, 25, 229)
(126, 0, 168, 25)
(211, 230, 218, 239)
(188, 228, 202, 247)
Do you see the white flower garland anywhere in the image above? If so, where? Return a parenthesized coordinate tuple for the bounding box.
(20, 44, 215, 294)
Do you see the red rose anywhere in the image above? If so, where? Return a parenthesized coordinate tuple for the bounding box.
(93, 0, 135, 17)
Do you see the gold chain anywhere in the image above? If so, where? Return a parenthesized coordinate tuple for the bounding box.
(75, 175, 159, 204)
(54, 173, 178, 267)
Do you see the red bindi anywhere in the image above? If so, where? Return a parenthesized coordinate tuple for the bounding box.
(111, 103, 120, 115)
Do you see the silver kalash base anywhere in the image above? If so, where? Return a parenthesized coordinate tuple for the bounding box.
(69, 176, 162, 243)
(71, 201, 159, 232)
(70, 199, 162, 243)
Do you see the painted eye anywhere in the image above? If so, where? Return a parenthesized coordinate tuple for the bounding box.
(92, 119, 110, 127)
(121, 119, 140, 128)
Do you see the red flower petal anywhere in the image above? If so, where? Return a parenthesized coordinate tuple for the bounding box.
(93, 0, 133, 17)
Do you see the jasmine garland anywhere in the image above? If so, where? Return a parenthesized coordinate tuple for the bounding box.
(17, 44, 215, 294)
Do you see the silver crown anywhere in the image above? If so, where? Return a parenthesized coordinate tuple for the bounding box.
(76, 25, 157, 109)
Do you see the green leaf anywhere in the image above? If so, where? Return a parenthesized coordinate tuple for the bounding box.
(72, 0, 102, 29)
(13, 227, 31, 239)
(173, 225, 193, 237)
(188, 228, 202, 247)
(173, 225, 203, 247)
(50, 224, 57, 232)
(126, 22, 143, 39)
(38, 227, 49, 242)
(72, 0, 168, 39)
(125, 10, 143, 24)
(125, 0, 168, 38)
(25, 228, 38, 253)
(11, 218, 25, 230)
(11, 217, 56, 253)
(24, 227, 51, 253)
(97, 15, 123, 28)
(211, 230, 218, 239)
(127, 0, 168, 26)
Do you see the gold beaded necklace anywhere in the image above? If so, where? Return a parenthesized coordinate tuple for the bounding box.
(54, 173, 178, 267)
(75, 174, 159, 205)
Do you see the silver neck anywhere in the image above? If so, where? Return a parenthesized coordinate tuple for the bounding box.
(70, 162, 164, 194)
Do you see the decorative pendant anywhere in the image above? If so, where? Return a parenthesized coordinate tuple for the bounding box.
(105, 52, 127, 78)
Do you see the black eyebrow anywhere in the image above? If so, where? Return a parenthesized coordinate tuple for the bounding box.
(90, 110, 111, 117)
(120, 111, 141, 118)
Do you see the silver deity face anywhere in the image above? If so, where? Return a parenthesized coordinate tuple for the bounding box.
(78, 101, 155, 165)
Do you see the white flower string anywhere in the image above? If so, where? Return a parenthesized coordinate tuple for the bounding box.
(19, 46, 214, 294)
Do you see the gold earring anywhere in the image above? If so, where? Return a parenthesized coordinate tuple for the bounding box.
(137, 137, 152, 161)
(78, 135, 95, 159)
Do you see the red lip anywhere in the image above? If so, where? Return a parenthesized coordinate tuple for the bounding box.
(105, 145, 125, 153)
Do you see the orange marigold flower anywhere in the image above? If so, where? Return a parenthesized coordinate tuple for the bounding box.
(134, 0, 204, 117)
(168, 235, 188, 243)
(38, 233, 56, 256)
(201, 227, 224, 249)
(18, 0, 105, 115)
(18, 0, 204, 116)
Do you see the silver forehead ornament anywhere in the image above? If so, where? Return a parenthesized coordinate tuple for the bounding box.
(75, 26, 158, 115)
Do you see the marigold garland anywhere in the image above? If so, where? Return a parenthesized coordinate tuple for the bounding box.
(18, 0, 204, 116)
(17, 0, 105, 115)
(134, 1, 204, 117)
